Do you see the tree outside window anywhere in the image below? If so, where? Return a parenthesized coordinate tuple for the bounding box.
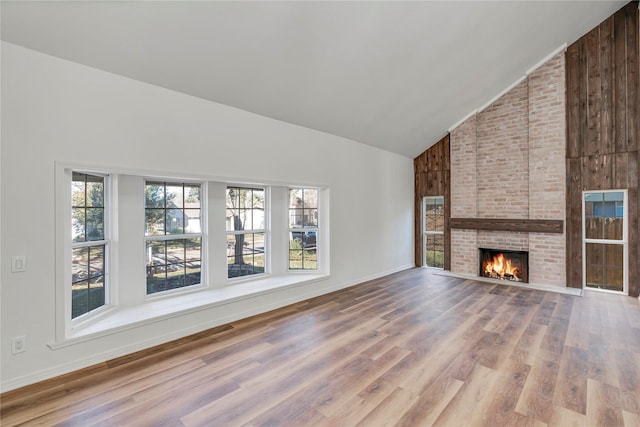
(145, 181, 202, 294)
(226, 186, 266, 278)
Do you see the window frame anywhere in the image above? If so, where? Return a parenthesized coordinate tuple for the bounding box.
(144, 179, 206, 297)
(69, 171, 111, 325)
(225, 185, 269, 280)
(422, 196, 445, 269)
(582, 189, 628, 295)
(55, 164, 329, 344)
(288, 187, 319, 271)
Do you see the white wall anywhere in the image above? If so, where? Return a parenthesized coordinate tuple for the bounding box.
(0, 42, 414, 392)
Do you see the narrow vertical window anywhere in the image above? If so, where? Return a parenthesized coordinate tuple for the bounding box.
(423, 196, 444, 268)
(583, 191, 627, 293)
(288, 188, 318, 270)
(226, 186, 266, 278)
(145, 181, 203, 294)
(71, 172, 107, 319)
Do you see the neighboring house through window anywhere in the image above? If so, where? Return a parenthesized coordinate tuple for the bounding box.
(288, 188, 318, 270)
(58, 166, 327, 342)
(226, 186, 266, 278)
(583, 190, 628, 294)
(145, 181, 203, 294)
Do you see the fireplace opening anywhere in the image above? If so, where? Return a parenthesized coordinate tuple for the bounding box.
(479, 248, 529, 283)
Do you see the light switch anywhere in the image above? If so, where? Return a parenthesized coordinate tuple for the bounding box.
(11, 256, 27, 273)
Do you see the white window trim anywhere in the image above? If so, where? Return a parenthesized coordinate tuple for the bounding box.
(56, 168, 114, 339)
(582, 189, 628, 295)
(288, 187, 320, 271)
(54, 162, 330, 346)
(225, 185, 269, 281)
(143, 179, 207, 298)
(69, 171, 112, 325)
(422, 196, 444, 269)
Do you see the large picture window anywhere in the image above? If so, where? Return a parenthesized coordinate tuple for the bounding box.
(288, 188, 318, 270)
(58, 167, 328, 341)
(583, 190, 627, 294)
(423, 196, 444, 268)
(226, 186, 266, 278)
(71, 172, 108, 319)
(145, 181, 203, 294)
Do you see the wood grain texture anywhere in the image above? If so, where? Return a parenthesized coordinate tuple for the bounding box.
(585, 26, 602, 158)
(566, 1, 639, 296)
(450, 218, 564, 234)
(414, 134, 451, 269)
(2, 268, 639, 426)
(566, 38, 584, 159)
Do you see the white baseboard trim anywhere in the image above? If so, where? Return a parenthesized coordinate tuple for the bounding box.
(434, 270, 583, 296)
(1, 264, 413, 394)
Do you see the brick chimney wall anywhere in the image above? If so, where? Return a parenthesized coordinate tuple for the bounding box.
(450, 52, 567, 287)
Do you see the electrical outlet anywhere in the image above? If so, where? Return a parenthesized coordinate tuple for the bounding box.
(11, 336, 26, 354)
(11, 256, 27, 273)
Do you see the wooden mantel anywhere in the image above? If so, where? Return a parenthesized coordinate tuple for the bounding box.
(450, 218, 564, 234)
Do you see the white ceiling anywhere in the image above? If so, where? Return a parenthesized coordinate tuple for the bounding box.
(1, 1, 628, 158)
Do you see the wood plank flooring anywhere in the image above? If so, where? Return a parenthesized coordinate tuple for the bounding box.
(2, 268, 640, 426)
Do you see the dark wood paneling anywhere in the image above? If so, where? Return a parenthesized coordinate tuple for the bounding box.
(442, 136, 451, 171)
(450, 218, 563, 234)
(583, 154, 614, 189)
(444, 168, 451, 270)
(566, 1, 639, 296)
(628, 150, 639, 190)
(628, 188, 639, 297)
(628, 152, 639, 296)
(627, 1, 639, 153)
(613, 152, 629, 188)
(566, 158, 584, 289)
(414, 135, 450, 269)
(585, 26, 602, 157)
(614, 7, 628, 153)
(566, 40, 584, 158)
(601, 16, 615, 155)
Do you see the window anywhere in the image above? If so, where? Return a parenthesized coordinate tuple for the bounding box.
(288, 188, 318, 270)
(226, 186, 266, 278)
(58, 166, 330, 342)
(423, 196, 444, 268)
(145, 181, 203, 294)
(583, 191, 627, 294)
(71, 172, 108, 319)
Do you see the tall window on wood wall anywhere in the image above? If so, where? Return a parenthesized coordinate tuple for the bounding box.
(583, 190, 627, 294)
(423, 196, 444, 269)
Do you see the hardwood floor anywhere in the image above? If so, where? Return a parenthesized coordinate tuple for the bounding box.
(2, 268, 640, 426)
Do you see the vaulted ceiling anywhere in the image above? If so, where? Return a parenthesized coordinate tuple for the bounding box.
(1, 1, 628, 158)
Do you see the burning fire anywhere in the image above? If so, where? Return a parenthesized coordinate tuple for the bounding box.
(484, 253, 520, 281)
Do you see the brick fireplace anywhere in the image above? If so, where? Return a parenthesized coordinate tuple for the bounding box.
(415, 3, 639, 297)
(449, 52, 567, 289)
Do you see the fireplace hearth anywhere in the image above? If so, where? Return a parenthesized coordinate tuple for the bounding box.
(479, 248, 529, 283)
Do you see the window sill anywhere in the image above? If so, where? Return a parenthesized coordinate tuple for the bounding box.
(49, 273, 328, 349)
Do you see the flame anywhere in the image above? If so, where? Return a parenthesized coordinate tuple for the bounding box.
(484, 253, 520, 279)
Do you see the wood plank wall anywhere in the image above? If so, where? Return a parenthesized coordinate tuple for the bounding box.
(566, 1, 639, 296)
(414, 134, 451, 269)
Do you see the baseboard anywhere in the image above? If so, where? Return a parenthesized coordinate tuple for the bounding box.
(434, 270, 583, 296)
(0, 264, 413, 394)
